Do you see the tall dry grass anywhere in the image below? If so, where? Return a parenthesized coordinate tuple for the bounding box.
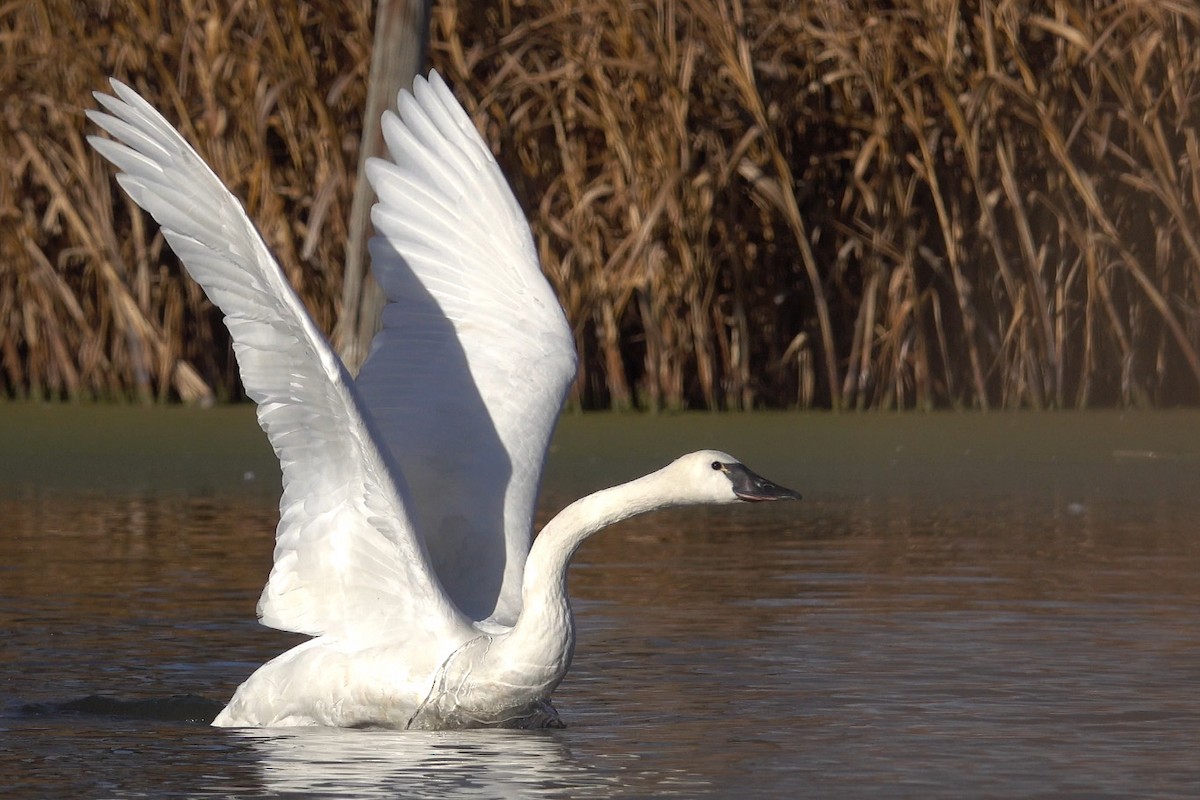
(4, 0, 1200, 408)
(431, 0, 1200, 409)
(1, 0, 371, 401)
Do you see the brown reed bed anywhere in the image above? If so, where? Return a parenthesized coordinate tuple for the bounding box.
(1, 0, 371, 402)
(3, 0, 1199, 409)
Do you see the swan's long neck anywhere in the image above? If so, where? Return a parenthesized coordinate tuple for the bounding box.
(529, 472, 672, 602)
(490, 469, 679, 690)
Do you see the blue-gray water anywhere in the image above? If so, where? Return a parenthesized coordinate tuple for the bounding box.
(2, 407, 1198, 797)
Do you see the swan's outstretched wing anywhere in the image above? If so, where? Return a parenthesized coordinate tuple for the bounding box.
(358, 72, 576, 625)
(88, 80, 468, 642)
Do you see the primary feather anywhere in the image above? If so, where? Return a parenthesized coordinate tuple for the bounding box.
(358, 73, 575, 625)
(87, 80, 469, 644)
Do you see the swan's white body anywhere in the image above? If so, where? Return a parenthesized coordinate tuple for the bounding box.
(88, 72, 800, 729)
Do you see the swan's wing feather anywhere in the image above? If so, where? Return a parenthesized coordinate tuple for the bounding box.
(357, 72, 576, 624)
(88, 79, 467, 640)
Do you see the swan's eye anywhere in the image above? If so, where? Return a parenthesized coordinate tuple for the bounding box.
(711, 461, 722, 471)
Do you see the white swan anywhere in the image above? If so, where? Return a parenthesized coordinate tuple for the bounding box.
(87, 72, 801, 729)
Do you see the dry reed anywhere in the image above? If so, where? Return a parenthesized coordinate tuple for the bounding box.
(4, 0, 1199, 409)
(1, 0, 371, 401)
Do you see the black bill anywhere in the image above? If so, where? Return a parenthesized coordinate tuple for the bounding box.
(725, 463, 803, 502)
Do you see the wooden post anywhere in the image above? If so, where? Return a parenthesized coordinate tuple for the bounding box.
(335, 0, 432, 373)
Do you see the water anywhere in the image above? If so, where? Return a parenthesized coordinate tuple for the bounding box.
(2, 406, 1199, 797)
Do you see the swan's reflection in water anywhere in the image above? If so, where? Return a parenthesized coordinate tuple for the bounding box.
(233, 726, 622, 798)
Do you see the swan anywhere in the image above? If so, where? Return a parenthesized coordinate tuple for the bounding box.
(87, 71, 801, 729)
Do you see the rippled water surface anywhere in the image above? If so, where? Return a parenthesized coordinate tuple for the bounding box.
(2, 406, 1199, 797)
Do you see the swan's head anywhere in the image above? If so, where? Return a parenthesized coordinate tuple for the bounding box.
(669, 450, 802, 505)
